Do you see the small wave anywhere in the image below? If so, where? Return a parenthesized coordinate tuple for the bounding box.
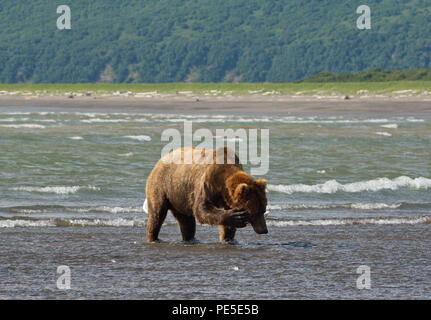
(123, 135, 152, 141)
(350, 203, 401, 210)
(0, 118, 30, 122)
(267, 216, 431, 227)
(0, 117, 55, 123)
(0, 219, 56, 228)
(69, 136, 83, 140)
(12, 185, 100, 195)
(0, 124, 46, 129)
(0, 218, 146, 228)
(380, 124, 398, 129)
(151, 115, 427, 124)
(118, 152, 134, 157)
(55, 218, 146, 227)
(81, 118, 129, 123)
(268, 204, 332, 210)
(73, 206, 142, 214)
(375, 131, 392, 137)
(267, 203, 401, 211)
(0, 205, 142, 214)
(33, 119, 57, 123)
(267, 176, 431, 194)
(80, 118, 150, 123)
(2, 216, 428, 228)
(405, 118, 425, 122)
(280, 117, 425, 124)
(213, 136, 244, 142)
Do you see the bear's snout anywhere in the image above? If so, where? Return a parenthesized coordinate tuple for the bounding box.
(249, 214, 268, 234)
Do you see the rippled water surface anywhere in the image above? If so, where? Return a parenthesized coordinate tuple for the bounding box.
(0, 106, 430, 299)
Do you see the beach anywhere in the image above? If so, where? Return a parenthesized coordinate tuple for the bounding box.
(1, 94, 431, 115)
(2, 223, 430, 299)
(0, 100, 430, 299)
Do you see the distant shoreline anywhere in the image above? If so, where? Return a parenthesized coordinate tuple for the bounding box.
(1, 81, 431, 96)
(1, 81, 430, 115)
(1, 94, 431, 115)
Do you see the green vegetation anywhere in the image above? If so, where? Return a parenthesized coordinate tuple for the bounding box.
(1, 81, 430, 96)
(0, 1, 430, 83)
(300, 69, 431, 82)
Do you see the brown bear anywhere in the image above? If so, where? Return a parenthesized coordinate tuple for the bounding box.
(145, 146, 268, 243)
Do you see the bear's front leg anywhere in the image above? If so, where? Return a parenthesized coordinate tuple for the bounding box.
(194, 200, 249, 228)
(218, 225, 237, 243)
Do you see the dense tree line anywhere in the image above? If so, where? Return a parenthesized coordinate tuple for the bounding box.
(0, 0, 430, 83)
(299, 68, 431, 82)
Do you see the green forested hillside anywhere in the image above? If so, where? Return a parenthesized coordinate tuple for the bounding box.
(0, 0, 430, 83)
(299, 68, 431, 82)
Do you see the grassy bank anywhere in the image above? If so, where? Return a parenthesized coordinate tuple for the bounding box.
(0, 82, 430, 96)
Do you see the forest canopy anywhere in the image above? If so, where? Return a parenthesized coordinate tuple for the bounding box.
(0, 0, 430, 83)
(299, 69, 431, 82)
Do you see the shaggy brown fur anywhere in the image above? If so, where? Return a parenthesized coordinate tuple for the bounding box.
(145, 146, 268, 242)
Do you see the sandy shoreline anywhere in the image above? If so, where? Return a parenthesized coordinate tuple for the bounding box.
(1, 95, 431, 115)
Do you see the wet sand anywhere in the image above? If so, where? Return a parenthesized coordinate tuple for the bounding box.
(1, 95, 431, 115)
(1, 224, 429, 299)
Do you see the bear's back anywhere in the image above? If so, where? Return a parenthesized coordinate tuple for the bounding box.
(147, 146, 242, 210)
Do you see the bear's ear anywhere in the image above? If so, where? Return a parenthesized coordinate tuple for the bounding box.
(234, 183, 249, 200)
(255, 179, 267, 190)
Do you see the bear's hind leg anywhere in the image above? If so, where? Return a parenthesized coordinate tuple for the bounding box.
(171, 210, 196, 242)
(146, 196, 169, 243)
(218, 226, 237, 243)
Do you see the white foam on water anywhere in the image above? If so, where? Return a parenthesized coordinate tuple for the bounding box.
(149, 114, 428, 124)
(61, 218, 146, 227)
(0, 218, 146, 228)
(80, 118, 149, 123)
(1, 215, 428, 228)
(81, 118, 126, 123)
(0, 112, 32, 115)
(0, 219, 56, 228)
(267, 203, 401, 211)
(380, 124, 398, 129)
(279, 119, 393, 124)
(350, 203, 401, 210)
(123, 135, 152, 142)
(183, 116, 427, 125)
(405, 118, 425, 122)
(159, 117, 402, 124)
(69, 136, 83, 140)
(213, 136, 244, 142)
(2, 205, 142, 214)
(0, 124, 46, 129)
(267, 216, 431, 227)
(165, 118, 227, 123)
(73, 206, 142, 214)
(33, 119, 57, 123)
(0, 118, 30, 122)
(118, 152, 134, 157)
(12, 185, 100, 195)
(268, 204, 331, 210)
(268, 176, 431, 194)
(1, 113, 426, 126)
(375, 131, 392, 137)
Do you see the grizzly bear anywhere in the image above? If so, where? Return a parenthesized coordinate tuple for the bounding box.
(145, 146, 268, 243)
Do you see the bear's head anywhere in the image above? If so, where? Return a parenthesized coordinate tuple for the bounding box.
(226, 172, 268, 234)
